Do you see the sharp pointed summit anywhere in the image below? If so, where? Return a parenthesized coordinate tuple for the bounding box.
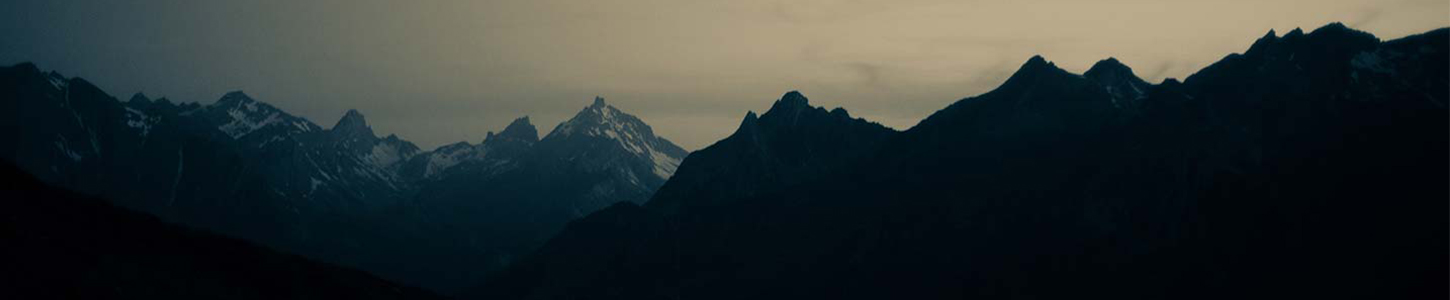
(765, 91, 812, 116)
(999, 55, 1072, 88)
(485, 116, 539, 145)
(128, 92, 151, 103)
(498, 116, 538, 142)
(1084, 57, 1135, 80)
(1085, 57, 1151, 108)
(335, 109, 369, 131)
(216, 90, 256, 105)
(539, 96, 688, 180)
(197, 90, 320, 140)
(592, 96, 607, 108)
(738, 111, 760, 130)
(647, 91, 896, 214)
(1020, 55, 1061, 73)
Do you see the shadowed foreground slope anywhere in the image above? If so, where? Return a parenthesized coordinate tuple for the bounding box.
(0, 163, 441, 300)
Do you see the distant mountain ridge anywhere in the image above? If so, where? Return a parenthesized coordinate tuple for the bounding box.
(0, 65, 687, 294)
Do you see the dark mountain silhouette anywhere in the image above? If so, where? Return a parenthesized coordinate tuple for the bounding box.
(473, 24, 1447, 299)
(646, 91, 897, 214)
(0, 162, 440, 299)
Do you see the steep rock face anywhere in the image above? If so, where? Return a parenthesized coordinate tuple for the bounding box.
(477, 24, 1448, 300)
(646, 91, 897, 214)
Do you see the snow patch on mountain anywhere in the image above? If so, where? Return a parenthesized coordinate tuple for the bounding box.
(219, 109, 283, 139)
(54, 137, 83, 162)
(1351, 51, 1398, 75)
(420, 143, 484, 178)
(366, 142, 413, 169)
(203, 92, 320, 140)
(546, 97, 688, 180)
(649, 148, 681, 178)
(124, 107, 155, 137)
(45, 72, 67, 90)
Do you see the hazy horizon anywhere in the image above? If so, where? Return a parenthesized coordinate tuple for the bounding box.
(4, 0, 1446, 150)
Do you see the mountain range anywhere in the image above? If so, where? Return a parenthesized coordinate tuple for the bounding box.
(1, 23, 1445, 299)
(0, 64, 687, 293)
(472, 23, 1447, 299)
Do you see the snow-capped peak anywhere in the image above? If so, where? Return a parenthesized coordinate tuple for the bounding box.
(204, 90, 320, 140)
(543, 96, 688, 179)
(332, 109, 372, 136)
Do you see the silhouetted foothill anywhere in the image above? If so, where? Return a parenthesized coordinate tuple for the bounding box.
(0, 163, 442, 299)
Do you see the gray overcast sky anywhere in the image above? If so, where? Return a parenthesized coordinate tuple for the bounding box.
(3, 0, 1446, 150)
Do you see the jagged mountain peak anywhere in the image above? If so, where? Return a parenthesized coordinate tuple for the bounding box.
(647, 91, 896, 214)
(482, 115, 539, 157)
(198, 90, 320, 139)
(498, 116, 538, 142)
(1085, 57, 1151, 107)
(549, 97, 642, 138)
(217, 90, 256, 105)
(334, 109, 370, 132)
(1306, 22, 1378, 44)
(759, 91, 823, 123)
(209, 90, 282, 113)
(741, 110, 759, 125)
(767, 90, 811, 114)
(1085, 57, 1134, 80)
(997, 55, 1074, 89)
(1285, 27, 1306, 38)
(754, 91, 879, 130)
(128, 92, 151, 103)
(1019, 55, 1063, 74)
(1245, 23, 1378, 58)
(540, 96, 687, 180)
(780, 90, 808, 106)
(591, 96, 607, 108)
(327, 109, 380, 154)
